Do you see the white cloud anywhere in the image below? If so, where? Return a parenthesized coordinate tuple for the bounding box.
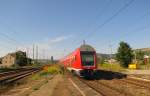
(37, 35, 73, 49)
(17, 35, 73, 59)
(50, 35, 73, 44)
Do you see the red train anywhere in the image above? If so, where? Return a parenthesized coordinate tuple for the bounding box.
(60, 44, 97, 77)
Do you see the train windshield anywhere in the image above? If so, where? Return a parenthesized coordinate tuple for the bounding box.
(81, 52, 94, 66)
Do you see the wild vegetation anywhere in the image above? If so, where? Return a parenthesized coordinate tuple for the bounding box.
(99, 63, 125, 72)
(32, 65, 61, 80)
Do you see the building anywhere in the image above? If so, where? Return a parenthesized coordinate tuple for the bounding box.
(1, 51, 30, 67)
(0, 57, 2, 64)
(2, 53, 16, 67)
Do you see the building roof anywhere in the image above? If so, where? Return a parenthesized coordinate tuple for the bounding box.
(8, 53, 16, 57)
(5, 51, 25, 58)
(79, 44, 95, 52)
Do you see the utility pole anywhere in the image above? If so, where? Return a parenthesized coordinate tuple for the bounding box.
(109, 44, 112, 59)
(83, 40, 86, 45)
(15, 47, 18, 52)
(26, 47, 29, 64)
(134, 51, 137, 64)
(33, 44, 35, 64)
(109, 42, 113, 64)
(63, 49, 66, 57)
(51, 56, 54, 64)
(43, 49, 45, 60)
(47, 55, 49, 64)
(36, 45, 38, 63)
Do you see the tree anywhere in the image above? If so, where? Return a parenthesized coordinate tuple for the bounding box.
(116, 41, 133, 67)
(16, 51, 28, 66)
(97, 56, 104, 64)
(0, 57, 2, 64)
(136, 50, 144, 60)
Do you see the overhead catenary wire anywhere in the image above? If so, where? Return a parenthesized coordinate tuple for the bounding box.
(88, 0, 113, 27)
(71, 0, 113, 46)
(0, 32, 22, 45)
(0, 17, 18, 34)
(114, 24, 150, 44)
(0, 42, 12, 49)
(99, 8, 150, 52)
(96, 23, 150, 54)
(0, 38, 14, 45)
(0, 32, 25, 52)
(0, 17, 25, 49)
(0, 20, 32, 58)
(63, 0, 135, 58)
(0, 28, 27, 55)
(36, 45, 38, 62)
(101, 9, 150, 49)
(75, 0, 135, 46)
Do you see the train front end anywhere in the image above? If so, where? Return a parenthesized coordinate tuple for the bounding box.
(79, 45, 97, 77)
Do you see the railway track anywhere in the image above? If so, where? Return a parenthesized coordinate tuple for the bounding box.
(67, 70, 131, 96)
(0, 67, 41, 85)
(120, 77, 150, 89)
(68, 70, 150, 96)
(79, 78, 150, 96)
(76, 75, 150, 96)
(79, 78, 134, 96)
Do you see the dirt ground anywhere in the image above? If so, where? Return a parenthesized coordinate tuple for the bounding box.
(28, 75, 63, 96)
(2, 70, 150, 96)
(51, 75, 82, 96)
(51, 74, 101, 96)
(0, 74, 84, 96)
(0, 74, 55, 96)
(24, 74, 84, 96)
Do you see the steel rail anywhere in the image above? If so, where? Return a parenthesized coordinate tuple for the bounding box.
(0, 68, 40, 84)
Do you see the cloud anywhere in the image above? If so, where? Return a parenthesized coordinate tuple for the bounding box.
(50, 35, 73, 44)
(38, 35, 73, 49)
(17, 35, 74, 59)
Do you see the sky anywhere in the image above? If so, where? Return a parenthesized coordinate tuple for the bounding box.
(0, 0, 150, 59)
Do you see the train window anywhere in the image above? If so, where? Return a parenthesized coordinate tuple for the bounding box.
(81, 52, 94, 66)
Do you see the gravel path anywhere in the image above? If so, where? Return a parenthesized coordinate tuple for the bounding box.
(29, 75, 62, 96)
(51, 76, 82, 96)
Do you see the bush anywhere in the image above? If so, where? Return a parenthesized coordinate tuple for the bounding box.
(99, 63, 125, 72)
(46, 66, 60, 74)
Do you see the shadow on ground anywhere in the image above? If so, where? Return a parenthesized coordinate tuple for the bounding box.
(84, 70, 127, 80)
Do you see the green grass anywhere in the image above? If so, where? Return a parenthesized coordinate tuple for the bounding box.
(0, 67, 18, 72)
(99, 63, 150, 71)
(99, 63, 126, 72)
(45, 66, 61, 74)
(31, 71, 51, 80)
(30, 65, 61, 91)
